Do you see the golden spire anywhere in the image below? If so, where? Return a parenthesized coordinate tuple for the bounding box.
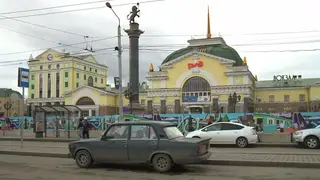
(206, 6, 211, 38)
(243, 56, 247, 65)
(149, 63, 154, 72)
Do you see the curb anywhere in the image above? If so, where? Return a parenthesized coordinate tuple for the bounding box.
(0, 138, 77, 142)
(203, 160, 320, 169)
(0, 138, 298, 148)
(253, 143, 297, 148)
(0, 150, 70, 158)
(1, 150, 319, 169)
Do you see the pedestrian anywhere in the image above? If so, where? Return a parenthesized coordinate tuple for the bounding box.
(82, 117, 90, 139)
(77, 117, 84, 138)
(156, 113, 161, 121)
(279, 121, 285, 133)
(188, 115, 194, 132)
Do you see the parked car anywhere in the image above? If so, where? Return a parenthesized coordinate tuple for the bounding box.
(185, 122, 258, 148)
(69, 121, 211, 172)
(293, 125, 320, 149)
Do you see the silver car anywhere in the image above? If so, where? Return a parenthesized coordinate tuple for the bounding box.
(293, 125, 320, 149)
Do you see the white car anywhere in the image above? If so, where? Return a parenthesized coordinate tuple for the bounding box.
(185, 122, 258, 148)
(293, 125, 320, 149)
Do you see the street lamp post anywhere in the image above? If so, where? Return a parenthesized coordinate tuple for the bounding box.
(106, 2, 123, 118)
(228, 92, 241, 113)
(124, 83, 133, 114)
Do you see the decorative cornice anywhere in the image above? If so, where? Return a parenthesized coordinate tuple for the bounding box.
(256, 101, 308, 104)
(211, 85, 253, 96)
(65, 85, 116, 97)
(26, 97, 64, 103)
(146, 76, 168, 81)
(147, 88, 180, 92)
(147, 88, 181, 97)
(146, 71, 168, 80)
(224, 71, 251, 76)
(256, 86, 306, 91)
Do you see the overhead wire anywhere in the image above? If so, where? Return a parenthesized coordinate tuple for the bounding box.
(0, 0, 164, 20)
(2, 47, 320, 66)
(0, 0, 111, 15)
(0, 36, 117, 56)
(0, 0, 163, 39)
(3, 34, 320, 57)
(0, 26, 87, 50)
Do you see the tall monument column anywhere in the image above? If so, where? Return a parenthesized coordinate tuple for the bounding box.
(124, 5, 144, 111)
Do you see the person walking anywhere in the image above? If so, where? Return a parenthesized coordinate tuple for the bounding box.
(279, 121, 285, 133)
(77, 117, 84, 138)
(82, 117, 90, 139)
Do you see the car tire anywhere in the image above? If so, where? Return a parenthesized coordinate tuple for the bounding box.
(75, 150, 93, 168)
(304, 136, 319, 149)
(236, 137, 248, 148)
(152, 154, 173, 173)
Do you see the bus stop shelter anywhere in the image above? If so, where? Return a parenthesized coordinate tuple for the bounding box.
(34, 105, 83, 138)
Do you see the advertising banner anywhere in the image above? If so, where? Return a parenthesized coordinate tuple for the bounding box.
(183, 96, 210, 102)
(35, 112, 45, 132)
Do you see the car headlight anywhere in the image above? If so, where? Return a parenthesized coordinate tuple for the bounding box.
(294, 131, 303, 135)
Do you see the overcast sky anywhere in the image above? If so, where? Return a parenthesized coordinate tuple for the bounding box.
(1, 0, 320, 97)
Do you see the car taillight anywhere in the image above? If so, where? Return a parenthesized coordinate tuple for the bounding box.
(198, 144, 206, 154)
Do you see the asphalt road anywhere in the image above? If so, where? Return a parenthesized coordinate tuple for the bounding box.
(0, 155, 319, 180)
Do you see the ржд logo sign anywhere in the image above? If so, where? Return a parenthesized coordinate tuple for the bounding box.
(188, 61, 203, 69)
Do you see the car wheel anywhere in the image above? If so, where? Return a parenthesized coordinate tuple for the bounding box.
(304, 136, 319, 149)
(152, 154, 173, 173)
(192, 136, 201, 139)
(75, 150, 93, 168)
(236, 137, 248, 148)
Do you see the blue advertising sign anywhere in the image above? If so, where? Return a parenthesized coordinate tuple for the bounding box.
(183, 96, 210, 102)
(18, 67, 29, 88)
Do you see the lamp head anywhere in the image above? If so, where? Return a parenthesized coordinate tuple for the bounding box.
(106, 2, 112, 8)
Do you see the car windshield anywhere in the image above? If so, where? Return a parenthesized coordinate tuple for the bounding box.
(163, 126, 183, 139)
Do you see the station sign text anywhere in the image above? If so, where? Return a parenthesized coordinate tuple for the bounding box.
(273, 75, 299, 81)
(188, 61, 204, 69)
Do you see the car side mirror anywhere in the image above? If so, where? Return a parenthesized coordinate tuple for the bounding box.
(202, 128, 208, 132)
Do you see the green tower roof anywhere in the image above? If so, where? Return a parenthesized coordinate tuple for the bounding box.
(161, 39, 244, 66)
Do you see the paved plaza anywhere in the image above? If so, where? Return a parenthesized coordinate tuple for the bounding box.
(0, 154, 319, 180)
(0, 141, 319, 168)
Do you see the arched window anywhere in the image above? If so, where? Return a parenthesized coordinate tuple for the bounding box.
(182, 76, 211, 102)
(88, 76, 93, 87)
(182, 76, 210, 92)
(76, 97, 95, 105)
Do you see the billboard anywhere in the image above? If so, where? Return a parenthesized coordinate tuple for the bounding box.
(183, 96, 210, 102)
(18, 67, 29, 88)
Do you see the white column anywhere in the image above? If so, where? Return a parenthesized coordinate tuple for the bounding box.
(89, 109, 92, 116)
(228, 76, 233, 85)
(95, 107, 99, 116)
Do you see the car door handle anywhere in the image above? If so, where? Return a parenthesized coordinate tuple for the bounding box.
(149, 141, 157, 146)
